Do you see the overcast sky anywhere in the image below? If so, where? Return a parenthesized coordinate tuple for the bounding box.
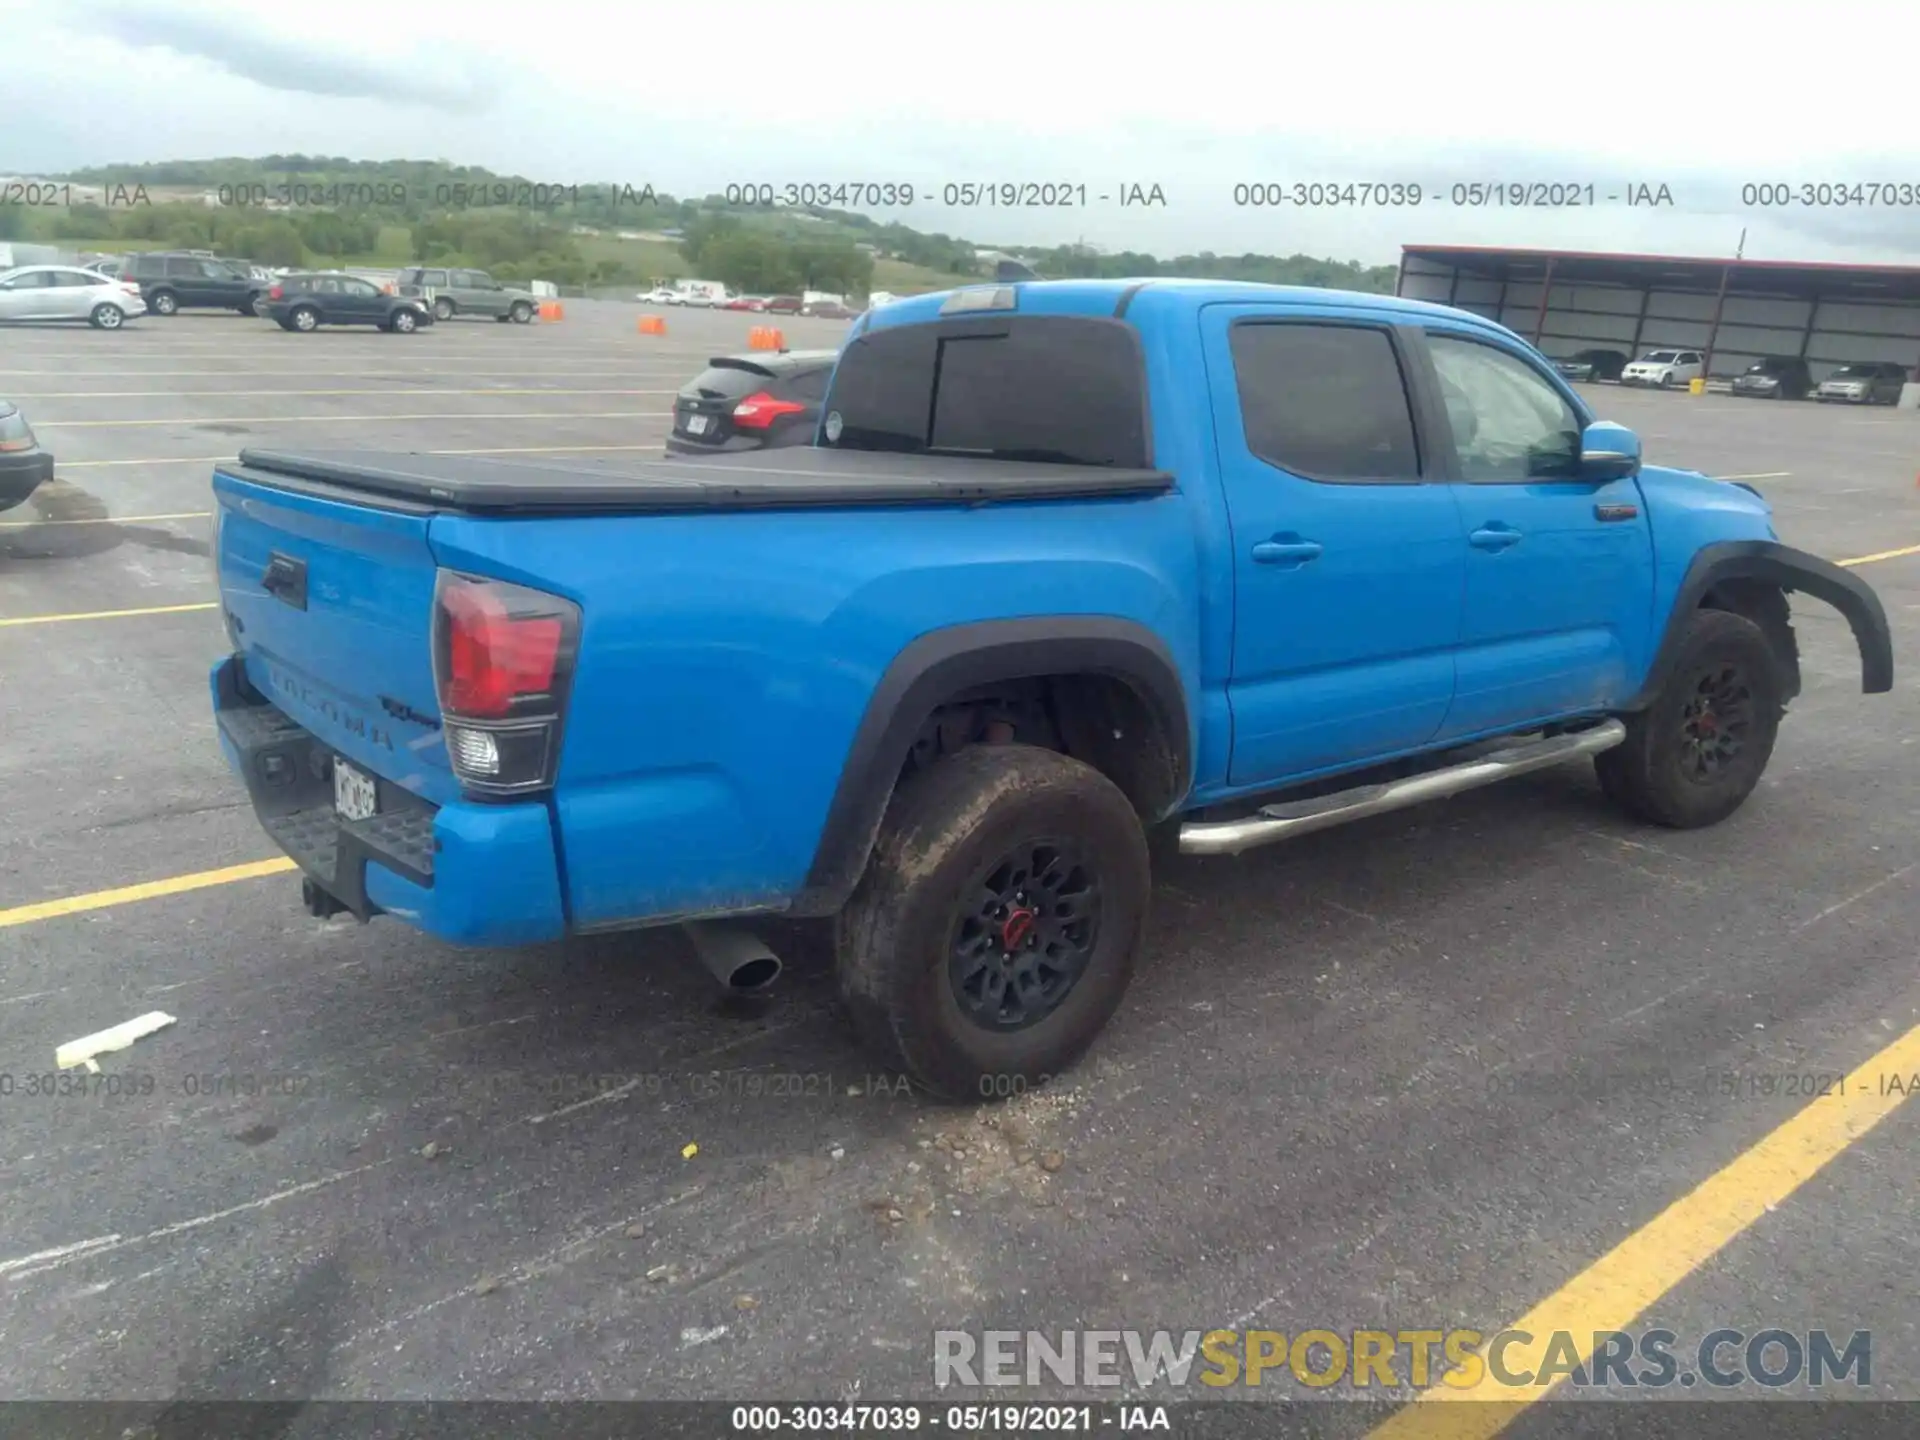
(8, 0, 1920, 265)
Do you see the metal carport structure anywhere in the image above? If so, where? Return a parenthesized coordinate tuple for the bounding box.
(1397, 245, 1920, 392)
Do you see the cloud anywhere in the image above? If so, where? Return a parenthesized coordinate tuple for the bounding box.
(93, 3, 494, 113)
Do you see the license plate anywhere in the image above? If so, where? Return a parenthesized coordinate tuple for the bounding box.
(333, 758, 378, 822)
(685, 414, 710, 435)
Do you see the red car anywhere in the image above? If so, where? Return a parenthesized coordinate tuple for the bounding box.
(763, 295, 803, 314)
(722, 296, 768, 312)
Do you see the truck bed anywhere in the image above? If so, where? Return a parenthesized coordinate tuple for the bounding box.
(226, 446, 1176, 515)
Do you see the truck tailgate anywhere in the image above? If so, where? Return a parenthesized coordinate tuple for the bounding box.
(214, 465, 454, 804)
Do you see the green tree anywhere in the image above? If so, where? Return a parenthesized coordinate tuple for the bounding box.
(232, 219, 306, 267)
(700, 231, 801, 293)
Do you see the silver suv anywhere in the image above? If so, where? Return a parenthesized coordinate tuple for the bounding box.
(393, 266, 537, 324)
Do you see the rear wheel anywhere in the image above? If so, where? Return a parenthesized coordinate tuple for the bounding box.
(1597, 609, 1784, 829)
(89, 303, 125, 330)
(835, 744, 1150, 1102)
(149, 289, 179, 316)
(289, 306, 319, 333)
(432, 297, 455, 321)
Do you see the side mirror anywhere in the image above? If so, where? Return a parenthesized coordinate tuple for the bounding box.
(1580, 420, 1641, 481)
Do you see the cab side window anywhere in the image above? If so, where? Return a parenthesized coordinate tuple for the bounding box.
(1426, 333, 1583, 482)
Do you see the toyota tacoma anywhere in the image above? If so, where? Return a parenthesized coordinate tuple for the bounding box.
(209, 279, 1893, 1100)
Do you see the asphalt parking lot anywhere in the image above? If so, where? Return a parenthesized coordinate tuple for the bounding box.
(2, 302, 1918, 1430)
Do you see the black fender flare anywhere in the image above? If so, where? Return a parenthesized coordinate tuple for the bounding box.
(1624, 540, 1892, 708)
(793, 617, 1192, 915)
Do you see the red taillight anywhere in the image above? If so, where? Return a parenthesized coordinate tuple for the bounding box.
(268, 285, 284, 300)
(439, 581, 563, 717)
(432, 573, 581, 794)
(731, 391, 807, 430)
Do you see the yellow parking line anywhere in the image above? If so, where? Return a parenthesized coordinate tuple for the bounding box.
(1366, 1018, 1920, 1440)
(1838, 543, 1920, 568)
(54, 457, 230, 468)
(0, 858, 298, 930)
(0, 511, 210, 529)
(17, 388, 679, 399)
(34, 411, 671, 429)
(0, 602, 217, 628)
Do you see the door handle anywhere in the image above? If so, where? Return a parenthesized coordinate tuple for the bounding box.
(1469, 525, 1522, 552)
(1251, 537, 1323, 566)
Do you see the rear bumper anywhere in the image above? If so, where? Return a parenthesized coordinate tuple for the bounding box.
(0, 449, 54, 509)
(665, 432, 765, 456)
(210, 654, 568, 946)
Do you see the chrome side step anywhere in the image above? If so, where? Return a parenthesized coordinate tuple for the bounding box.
(1178, 720, 1627, 857)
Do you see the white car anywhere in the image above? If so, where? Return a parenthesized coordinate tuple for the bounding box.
(1620, 349, 1704, 388)
(0, 264, 148, 329)
(638, 287, 681, 305)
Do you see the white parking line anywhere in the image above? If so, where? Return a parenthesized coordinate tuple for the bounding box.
(35, 411, 673, 429)
(13, 388, 681, 399)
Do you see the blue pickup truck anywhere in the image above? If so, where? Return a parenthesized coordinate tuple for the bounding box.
(210, 279, 1893, 1100)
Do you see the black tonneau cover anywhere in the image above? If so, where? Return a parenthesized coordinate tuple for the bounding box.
(227, 446, 1175, 515)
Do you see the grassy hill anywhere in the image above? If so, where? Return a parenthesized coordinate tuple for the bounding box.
(7, 155, 1395, 296)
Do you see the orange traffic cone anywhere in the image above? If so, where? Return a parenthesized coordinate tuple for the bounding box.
(539, 300, 564, 321)
(638, 314, 666, 335)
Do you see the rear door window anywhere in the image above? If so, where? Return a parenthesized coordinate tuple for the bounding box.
(821, 315, 1148, 467)
(164, 256, 200, 278)
(1228, 322, 1421, 482)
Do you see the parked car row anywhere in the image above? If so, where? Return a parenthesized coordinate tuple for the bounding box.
(637, 287, 865, 319)
(0, 251, 548, 337)
(1553, 345, 1910, 403)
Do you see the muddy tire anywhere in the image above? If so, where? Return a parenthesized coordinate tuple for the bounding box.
(836, 744, 1150, 1103)
(1597, 608, 1784, 828)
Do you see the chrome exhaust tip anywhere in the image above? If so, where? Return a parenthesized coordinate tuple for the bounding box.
(683, 921, 783, 993)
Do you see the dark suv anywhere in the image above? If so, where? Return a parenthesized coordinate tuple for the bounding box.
(262, 272, 434, 334)
(1731, 356, 1813, 400)
(668, 350, 838, 455)
(120, 252, 265, 316)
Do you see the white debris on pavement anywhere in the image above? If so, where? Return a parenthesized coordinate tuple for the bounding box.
(55, 1012, 176, 1072)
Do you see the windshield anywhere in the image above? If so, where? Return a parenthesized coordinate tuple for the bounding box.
(1643, 351, 1679, 363)
(1832, 365, 1878, 377)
